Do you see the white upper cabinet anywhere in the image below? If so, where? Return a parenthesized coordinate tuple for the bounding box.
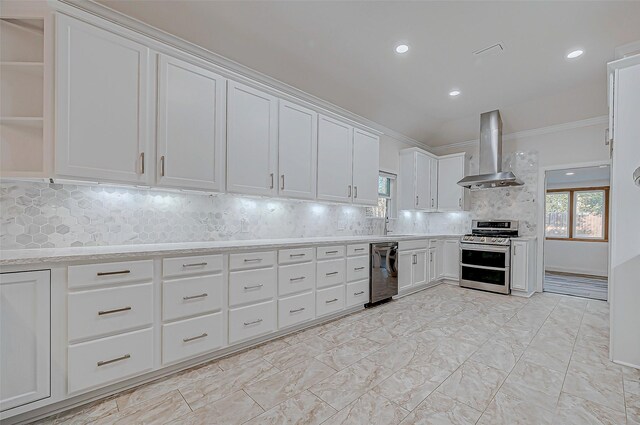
(156, 54, 226, 191)
(352, 128, 380, 206)
(398, 149, 437, 211)
(278, 100, 317, 200)
(429, 157, 439, 210)
(415, 152, 432, 210)
(227, 81, 278, 196)
(55, 14, 150, 184)
(437, 153, 469, 211)
(317, 115, 353, 203)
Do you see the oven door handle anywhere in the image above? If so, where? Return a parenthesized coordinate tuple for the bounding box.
(460, 244, 510, 253)
(460, 263, 509, 272)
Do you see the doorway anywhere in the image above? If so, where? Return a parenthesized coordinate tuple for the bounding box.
(543, 165, 610, 300)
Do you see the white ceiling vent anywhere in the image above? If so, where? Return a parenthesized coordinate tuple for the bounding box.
(473, 42, 505, 57)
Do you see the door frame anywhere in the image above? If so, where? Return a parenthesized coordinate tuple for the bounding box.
(536, 160, 612, 297)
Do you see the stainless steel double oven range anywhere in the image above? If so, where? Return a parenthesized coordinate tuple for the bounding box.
(459, 220, 519, 295)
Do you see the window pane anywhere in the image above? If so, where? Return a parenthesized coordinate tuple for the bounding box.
(574, 190, 605, 239)
(378, 176, 391, 197)
(545, 192, 569, 237)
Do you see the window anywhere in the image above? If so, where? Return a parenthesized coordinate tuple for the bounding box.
(545, 187, 608, 241)
(368, 172, 396, 219)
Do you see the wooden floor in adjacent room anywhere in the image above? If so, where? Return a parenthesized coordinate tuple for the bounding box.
(544, 271, 608, 301)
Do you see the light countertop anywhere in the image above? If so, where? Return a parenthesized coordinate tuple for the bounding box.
(0, 234, 464, 266)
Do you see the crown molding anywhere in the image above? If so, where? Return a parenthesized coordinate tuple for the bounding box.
(431, 115, 608, 154)
(54, 0, 430, 150)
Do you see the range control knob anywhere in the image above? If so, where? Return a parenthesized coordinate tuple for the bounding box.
(491, 238, 497, 242)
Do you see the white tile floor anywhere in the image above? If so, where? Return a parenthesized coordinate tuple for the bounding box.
(37, 284, 639, 424)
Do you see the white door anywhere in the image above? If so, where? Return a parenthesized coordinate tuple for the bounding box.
(438, 156, 465, 211)
(429, 157, 439, 211)
(398, 251, 413, 289)
(1, 271, 50, 411)
(352, 128, 380, 206)
(56, 15, 150, 184)
(415, 153, 431, 210)
(317, 115, 353, 203)
(278, 100, 317, 200)
(227, 81, 278, 196)
(443, 239, 460, 279)
(511, 241, 527, 291)
(157, 54, 226, 191)
(414, 249, 428, 286)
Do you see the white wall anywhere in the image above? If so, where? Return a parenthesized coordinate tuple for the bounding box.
(545, 240, 608, 276)
(378, 134, 415, 175)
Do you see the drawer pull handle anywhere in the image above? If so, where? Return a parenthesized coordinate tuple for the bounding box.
(183, 333, 208, 343)
(354, 291, 365, 296)
(97, 354, 130, 367)
(244, 258, 262, 263)
(325, 250, 339, 254)
(326, 271, 339, 276)
(354, 248, 365, 251)
(183, 293, 208, 300)
(290, 276, 306, 282)
(244, 319, 263, 326)
(326, 298, 339, 304)
(182, 262, 208, 268)
(354, 267, 365, 271)
(290, 307, 306, 313)
(289, 253, 306, 258)
(244, 284, 264, 290)
(98, 306, 131, 315)
(96, 270, 130, 277)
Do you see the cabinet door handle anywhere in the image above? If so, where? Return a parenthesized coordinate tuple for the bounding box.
(430, 252, 433, 262)
(244, 318, 263, 326)
(270, 173, 274, 189)
(348, 185, 352, 197)
(326, 298, 339, 304)
(458, 198, 462, 208)
(513, 245, 517, 256)
(412, 254, 417, 265)
(140, 152, 145, 174)
(281, 174, 285, 190)
(290, 276, 306, 281)
(182, 262, 208, 268)
(160, 155, 165, 177)
(416, 195, 419, 206)
(183, 333, 208, 343)
(243, 258, 262, 263)
(244, 284, 263, 290)
(289, 253, 306, 258)
(354, 291, 365, 296)
(354, 248, 365, 252)
(354, 266, 365, 271)
(183, 293, 208, 300)
(97, 270, 130, 277)
(289, 307, 305, 313)
(98, 306, 131, 315)
(431, 198, 434, 208)
(354, 186, 358, 198)
(97, 354, 130, 367)
(326, 271, 339, 276)
(325, 250, 339, 254)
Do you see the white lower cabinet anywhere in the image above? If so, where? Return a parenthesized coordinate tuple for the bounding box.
(346, 256, 369, 282)
(162, 274, 223, 322)
(162, 312, 223, 365)
(316, 258, 346, 288)
(228, 266, 276, 307)
(278, 261, 315, 296)
(278, 291, 315, 329)
(316, 285, 345, 317)
(228, 300, 276, 344)
(428, 247, 437, 283)
(0, 270, 50, 412)
(511, 239, 537, 294)
(346, 280, 369, 307)
(67, 328, 153, 394)
(442, 239, 460, 280)
(399, 248, 427, 290)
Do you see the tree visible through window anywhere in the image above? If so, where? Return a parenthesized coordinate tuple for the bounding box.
(545, 187, 608, 241)
(369, 173, 396, 219)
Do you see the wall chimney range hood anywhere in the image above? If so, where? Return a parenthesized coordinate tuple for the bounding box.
(457, 110, 523, 190)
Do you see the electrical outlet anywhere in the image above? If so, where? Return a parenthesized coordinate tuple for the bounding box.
(240, 218, 249, 233)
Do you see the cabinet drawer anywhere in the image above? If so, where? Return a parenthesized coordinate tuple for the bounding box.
(278, 262, 315, 296)
(346, 256, 369, 282)
(229, 251, 276, 271)
(163, 274, 223, 322)
(316, 245, 345, 260)
(316, 258, 345, 289)
(162, 312, 224, 365)
(346, 280, 369, 307)
(68, 260, 153, 289)
(229, 267, 276, 307)
(68, 283, 153, 341)
(67, 328, 153, 394)
(163, 255, 223, 278)
(316, 285, 345, 317)
(278, 291, 315, 329)
(228, 300, 276, 344)
(398, 239, 428, 251)
(347, 243, 369, 257)
(278, 247, 314, 265)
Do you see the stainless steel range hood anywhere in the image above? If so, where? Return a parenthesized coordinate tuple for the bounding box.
(457, 110, 523, 190)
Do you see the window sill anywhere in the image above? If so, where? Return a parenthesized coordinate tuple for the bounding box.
(545, 237, 608, 243)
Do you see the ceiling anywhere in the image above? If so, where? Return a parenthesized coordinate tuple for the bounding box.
(547, 165, 610, 185)
(95, 1, 640, 147)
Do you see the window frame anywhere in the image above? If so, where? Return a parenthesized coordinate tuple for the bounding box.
(376, 171, 397, 219)
(545, 186, 609, 242)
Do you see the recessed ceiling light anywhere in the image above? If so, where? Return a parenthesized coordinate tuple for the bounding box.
(565, 172, 575, 175)
(567, 49, 584, 59)
(449, 90, 461, 97)
(395, 44, 409, 54)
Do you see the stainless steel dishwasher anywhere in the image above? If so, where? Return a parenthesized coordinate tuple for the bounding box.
(368, 242, 399, 306)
